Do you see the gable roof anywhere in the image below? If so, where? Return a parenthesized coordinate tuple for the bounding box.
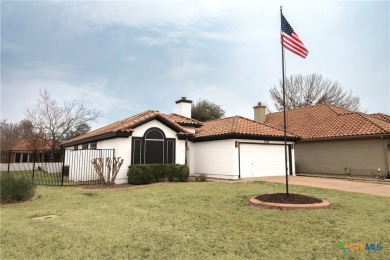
(192, 116, 299, 142)
(62, 110, 194, 146)
(265, 104, 390, 140)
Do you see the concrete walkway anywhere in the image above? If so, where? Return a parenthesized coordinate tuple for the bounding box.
(243, 176, 390, 197)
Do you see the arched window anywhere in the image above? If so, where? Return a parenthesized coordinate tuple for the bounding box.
(145, 129, 164, 140)
(131, 127, 176, 165)
(144, 128, 165, 164)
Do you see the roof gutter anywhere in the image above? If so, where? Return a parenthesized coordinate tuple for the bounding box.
(299, 134, 390, 142)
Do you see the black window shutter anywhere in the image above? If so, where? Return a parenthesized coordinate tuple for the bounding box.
(166, 139, 175, 164)
(132, 138, 142, 164)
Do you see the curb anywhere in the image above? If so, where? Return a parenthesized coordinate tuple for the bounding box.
(249, 196, 331, 210)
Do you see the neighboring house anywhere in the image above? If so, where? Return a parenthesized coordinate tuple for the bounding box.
(265, 104, 390, 179)
(370, 113, 390, 123)
(62, 98, 299, 183)
(0, 137, 62, 173)
(0, 137, 59, 163)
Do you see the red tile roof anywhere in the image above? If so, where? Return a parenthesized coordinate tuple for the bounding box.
(63, 109, 300, 146)
(0, 138, 52, 151)
(266, 104, 390, 140)
(193, 116, 298, 141)
(370, 113, 390, 123)
(62, 110, 193, 145)
(166, 113, 203, 127)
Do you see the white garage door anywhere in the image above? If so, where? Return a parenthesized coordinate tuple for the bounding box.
(240, 144, 287, 178)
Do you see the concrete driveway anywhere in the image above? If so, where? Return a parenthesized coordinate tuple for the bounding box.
(248, 176, 390, 197)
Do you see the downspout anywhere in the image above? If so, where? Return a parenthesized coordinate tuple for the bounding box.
(381, 135, 389, 178)
(185, 139, 189, 166)
(236, 141, 241, 179)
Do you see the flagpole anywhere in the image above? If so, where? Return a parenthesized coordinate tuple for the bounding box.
(280, 6, 289, 195)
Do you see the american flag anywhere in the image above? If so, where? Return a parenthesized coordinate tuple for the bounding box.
(281, 14, 308, 58)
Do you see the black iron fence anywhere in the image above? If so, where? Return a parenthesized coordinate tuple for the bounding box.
(0, 149, 115, 186)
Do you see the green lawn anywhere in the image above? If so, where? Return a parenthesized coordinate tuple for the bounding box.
(1, 181, 389, 259)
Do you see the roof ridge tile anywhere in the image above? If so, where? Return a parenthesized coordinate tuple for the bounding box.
(230, 116, 239, 133)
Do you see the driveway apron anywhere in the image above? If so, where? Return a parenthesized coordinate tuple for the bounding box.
(248, 176, 390, 197)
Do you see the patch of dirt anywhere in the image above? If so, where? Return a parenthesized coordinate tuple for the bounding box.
(32, 215, 58, 220)
(255, 193, 323, 204)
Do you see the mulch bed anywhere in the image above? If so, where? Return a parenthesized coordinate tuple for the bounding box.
(255, 193, 323, 204)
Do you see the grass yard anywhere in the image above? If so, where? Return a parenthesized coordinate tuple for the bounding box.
(1, 181, 389, 259)
(0, 171, 100, 186)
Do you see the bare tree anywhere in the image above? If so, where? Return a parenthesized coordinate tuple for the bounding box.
(91, 157, 124, 186)
(0, 120, 20, 145)
(0, 119, 40, 150)
(270, 73, 361, 111)
(26, 89, 101, 157)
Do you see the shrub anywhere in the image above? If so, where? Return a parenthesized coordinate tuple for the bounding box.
(166, 164, 177, 182)
(127, 165, 156, 185)
(127, 164, 189, 185)
(195, 173, 208, 182)
(169, 164, 189, 182)
(152, 164, 168, 182)
(0, 174, 37, 203)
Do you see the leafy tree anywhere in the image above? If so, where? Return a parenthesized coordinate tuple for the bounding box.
(191, 99, 225, 121)
(26, 89, 101, 156)
(64, 122, 91, 140)
(270, 73, 361, 111)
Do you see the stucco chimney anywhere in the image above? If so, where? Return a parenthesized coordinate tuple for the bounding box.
(175, 97, 192, 118)
(253, 102, 266, 123)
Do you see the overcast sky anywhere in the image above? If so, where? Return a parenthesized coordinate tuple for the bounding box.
(1, 0, 389, 129)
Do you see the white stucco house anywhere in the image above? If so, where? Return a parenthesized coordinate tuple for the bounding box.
(62, 98, 299, 183)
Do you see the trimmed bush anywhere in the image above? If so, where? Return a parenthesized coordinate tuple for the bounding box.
(127, 164, 189, 185)
(168, 164, 189, 182)
(195, 173, 208, 182)
(127, 165, 155, 185)
(0, 174, 37, 203)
